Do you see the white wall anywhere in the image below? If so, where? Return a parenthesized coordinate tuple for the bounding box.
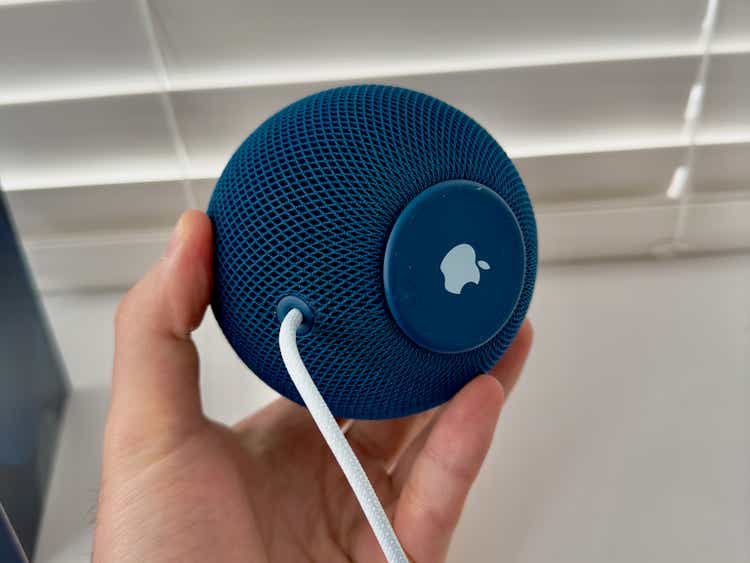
(36, 253, 749, 562)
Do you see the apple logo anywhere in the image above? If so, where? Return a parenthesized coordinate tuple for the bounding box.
(439, 243, 491, 295)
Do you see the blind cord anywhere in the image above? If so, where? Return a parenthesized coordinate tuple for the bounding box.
(668, 0, 720, 243)
(279, 308, 408, 563)
(135, 0, 198, 209)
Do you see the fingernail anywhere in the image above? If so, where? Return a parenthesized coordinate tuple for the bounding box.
(164, 215, 185, 258)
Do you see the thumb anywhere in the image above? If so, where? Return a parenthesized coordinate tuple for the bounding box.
(107, 210, 213, 458)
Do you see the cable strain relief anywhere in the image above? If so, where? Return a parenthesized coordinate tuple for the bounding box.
(276, 296, 315, 336)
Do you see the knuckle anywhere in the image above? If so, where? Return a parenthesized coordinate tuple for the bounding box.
(422, 440, 475, 486)
(401, 480, 455, 535)
(114, 287, 138, 330)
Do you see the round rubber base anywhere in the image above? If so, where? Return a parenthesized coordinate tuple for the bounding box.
(383, 180, 525, 353)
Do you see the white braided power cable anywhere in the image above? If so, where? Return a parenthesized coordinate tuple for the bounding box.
(279, 309, 408, 563)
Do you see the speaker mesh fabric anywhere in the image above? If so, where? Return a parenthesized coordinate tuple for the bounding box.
(208, 85, 537, 419)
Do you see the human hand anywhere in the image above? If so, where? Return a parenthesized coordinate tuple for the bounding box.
(93, 210, 532, 562)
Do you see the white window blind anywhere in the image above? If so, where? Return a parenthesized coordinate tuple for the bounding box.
(1, 0, 748, 291)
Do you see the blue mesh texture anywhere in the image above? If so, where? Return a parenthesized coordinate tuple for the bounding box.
(208, 85, 537, 419)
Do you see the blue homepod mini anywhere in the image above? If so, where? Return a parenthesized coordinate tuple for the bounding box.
(208, 84, 537, 419)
